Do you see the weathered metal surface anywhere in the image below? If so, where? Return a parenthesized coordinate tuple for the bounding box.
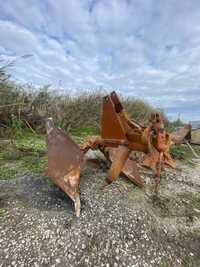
(141, 113, 176, 178)
(105, 147, 144, 188)
(110, 91, 123, 113)
(45, 92, 189, 217)
(171, 124, 192, 145)
(142, 148, 160, 174)
(45, 118, 84, 217)
(107, 146, 130, 183)
(101, 95, 126, 140)
(110, 91, 144, 130)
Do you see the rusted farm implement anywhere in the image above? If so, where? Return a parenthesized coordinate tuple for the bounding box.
(45, 91, 191, 216)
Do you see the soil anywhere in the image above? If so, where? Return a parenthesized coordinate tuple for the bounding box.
(0, 161, 200, 267)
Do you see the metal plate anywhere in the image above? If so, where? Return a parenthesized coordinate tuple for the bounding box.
(45, 119, 84, 216)
(106, 147, 144, 188)
(101, 95, 126, 140)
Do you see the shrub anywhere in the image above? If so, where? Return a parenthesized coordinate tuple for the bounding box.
(0, 64, 160, 135)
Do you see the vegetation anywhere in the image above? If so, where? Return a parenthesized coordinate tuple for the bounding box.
(0, 208, 6, 217)
(0, 131, 47, 180)
(0, 62, 157, 180)
(165, 118, 184, 133)
(170, 144, 200, 162)
(0, 61, 198, 181)
(0, 60, 158, 137)
(0, 85, 156, 136)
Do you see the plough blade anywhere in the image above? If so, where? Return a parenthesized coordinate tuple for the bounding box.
(45, 118, 84, 217)
(121, 158, 144, 188)
(171, 124, 192, 145)
(106, 147, 144, 188)
(43, 92, 189, 218)
(142, 149, 160, 173)
(107, 146, 130, 183)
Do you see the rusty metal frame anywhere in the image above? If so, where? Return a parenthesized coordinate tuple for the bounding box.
(45, 92, 191, 216)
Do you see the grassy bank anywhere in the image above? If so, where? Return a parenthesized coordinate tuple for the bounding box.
(0, 125, 99, 180)
(0, 131, 47, 180)
(0, 65, 197, 181)
(0, 127, 200, 181)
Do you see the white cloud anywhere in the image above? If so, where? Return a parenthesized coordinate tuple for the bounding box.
(0, 20, 40, 55)
(0, 0, 200, 120)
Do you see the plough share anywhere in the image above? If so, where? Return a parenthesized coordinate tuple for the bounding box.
(45, 91, 191, 216)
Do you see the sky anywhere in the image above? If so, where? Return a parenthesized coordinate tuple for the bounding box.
(0, 0, 200, 122)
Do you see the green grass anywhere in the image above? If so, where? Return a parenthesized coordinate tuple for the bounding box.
(170, 144, 200, 162)
(14, 132, 46, 153)
(0, 163, 27, 180)
(69, 127, 98, 137)
(0, 208, 6, 217)
(170, 146, 187, 160)
(21, 155, 47, 174)
(0, 128, 96, 180)
(0, 132, 47, 180)
(1, 127, 199, 181)
(69, 127, 99, 144)
(0, 155, 47, 180)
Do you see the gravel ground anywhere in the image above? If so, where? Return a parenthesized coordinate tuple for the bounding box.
(0, 162, 200, 267)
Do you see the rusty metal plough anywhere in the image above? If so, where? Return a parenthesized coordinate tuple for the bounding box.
(45, 91, 191, 216)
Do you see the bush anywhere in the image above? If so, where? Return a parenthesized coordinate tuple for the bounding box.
(0, 64, 158, 136)
(170, 146, 186, 159)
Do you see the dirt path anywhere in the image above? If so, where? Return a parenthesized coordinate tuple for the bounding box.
(0, 162, 200, 267)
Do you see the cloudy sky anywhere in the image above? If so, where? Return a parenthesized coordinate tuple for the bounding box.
(0, 0, 200, 121)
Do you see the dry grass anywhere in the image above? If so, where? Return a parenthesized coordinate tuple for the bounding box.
(0, 65, 156, 136)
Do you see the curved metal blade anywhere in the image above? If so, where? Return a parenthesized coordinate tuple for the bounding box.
(171, 124, 192, 145)
(106, 146, 144, 188)
(107, 146, 130, 182)
(45, 118, 84, 216)
(121, 157, 144, 188)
